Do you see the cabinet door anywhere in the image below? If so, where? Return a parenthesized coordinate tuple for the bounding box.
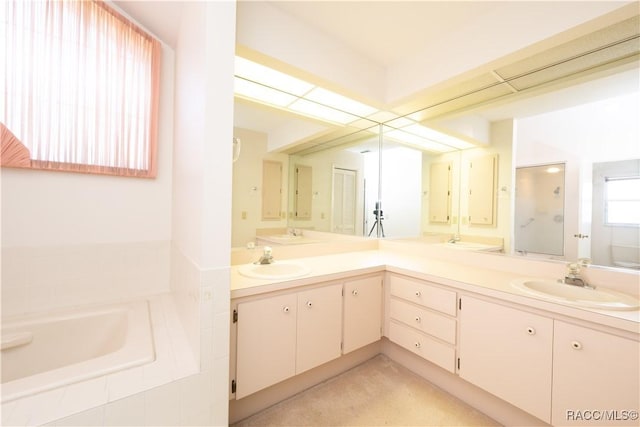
(235, 293, 297, 399)
(294, 165, 312, 220)
(343, 276, 382, 354)
(429, 161, 451, 223)
(296, 284, 343, 374)
(468, 154, 497, 225)
(459, 296, 553, 423)
(552, 321, 640, 426)
(262, 160, 282, 220)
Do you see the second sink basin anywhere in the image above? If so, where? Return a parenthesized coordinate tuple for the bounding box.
(511, 278, 639, 310)
(238, 261, 311, 280)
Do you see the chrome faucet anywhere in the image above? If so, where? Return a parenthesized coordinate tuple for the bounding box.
(561, 260, 594, 289)
(447, 234, 461, 244)
(256, 246, 274, 265)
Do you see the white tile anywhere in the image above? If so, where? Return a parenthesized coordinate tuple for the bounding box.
(26, 285, 56, 313)
(199, 327, 213, 373)
(22, 387, 65, 426)
(53, 405, 104, 426)
(143, 356, 174, 390)
(144, 382, 180, 426)
(107, 366, 145, 402)
(1, 286, 28, 316)
(178, 373, 213, 426)
(57, 376, 108, 419)
(104, 393, 145, 426)
(212, 311, 230, 359)
(1, 251, 30, 288)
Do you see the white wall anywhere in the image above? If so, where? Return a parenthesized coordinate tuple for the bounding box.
(170, 2, 236, 426)
(379, 147, 422, 238)
(1, 45, 175, 316)
(232, 127, 289, 247)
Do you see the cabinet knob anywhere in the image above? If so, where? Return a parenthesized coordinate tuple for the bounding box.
(415, 316, 421, 323)
(571, 341, 583, 350)
(306, 301, 312, 308)
(283, 306, 290, 313)
(414, 342, 421, 349)
(352, 290, 358, 296)
(415, 291, 421, 297)
(526, 327, 536, 335)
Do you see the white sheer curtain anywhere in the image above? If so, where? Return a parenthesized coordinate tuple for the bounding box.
(1, 0, 161, 177)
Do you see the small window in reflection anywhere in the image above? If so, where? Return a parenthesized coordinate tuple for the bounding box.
(605, 176, 640, 226)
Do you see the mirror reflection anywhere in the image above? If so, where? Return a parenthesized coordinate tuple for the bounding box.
(232, 8, 639, 272)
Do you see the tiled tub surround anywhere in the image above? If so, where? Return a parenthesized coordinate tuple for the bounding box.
(1, 241, 171, 317)
(230, 240, 639, 425)
(0, 294, 198, 426)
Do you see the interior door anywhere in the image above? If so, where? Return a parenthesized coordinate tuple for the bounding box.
(332, 168, 357, 234)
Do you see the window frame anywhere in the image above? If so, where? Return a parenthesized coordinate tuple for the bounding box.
(604, 175, 640, 227)
(1, 0, 161, 178)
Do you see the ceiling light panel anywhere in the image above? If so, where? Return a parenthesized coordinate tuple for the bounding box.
(289, 99, 360, 124)
(305, 87, 379, 118)
(403, 124, 475, 149)
(385, 129, 455, 153)
(234, 77, 298, 107)
(235, 56, 314, 96)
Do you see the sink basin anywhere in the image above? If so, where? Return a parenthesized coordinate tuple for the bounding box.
(238, 261, 311, 280)
(511, 278, 639, 310)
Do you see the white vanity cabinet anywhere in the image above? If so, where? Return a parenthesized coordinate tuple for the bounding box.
(458, 296, 553, 423)
(232, 273, 383, 400)
(552, 321, 640, 426)
(235, 293, 298, 399)
(343, 275, 383, 354)
(387, 274, 458, 373)
(234, 283, 342, 399)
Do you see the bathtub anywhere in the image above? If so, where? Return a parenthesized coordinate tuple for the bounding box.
(1, 300, 155, 403)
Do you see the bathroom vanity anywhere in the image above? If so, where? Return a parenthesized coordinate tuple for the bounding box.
(229, 246, 639, 426)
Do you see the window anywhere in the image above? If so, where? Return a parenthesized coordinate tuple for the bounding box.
(605, 176, 640, 226)
(1, 0, 161, 177)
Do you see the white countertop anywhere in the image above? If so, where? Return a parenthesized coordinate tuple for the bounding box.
(231, 249, 640, 334)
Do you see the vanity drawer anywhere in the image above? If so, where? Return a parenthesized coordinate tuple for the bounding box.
(389, 320, 456, 373)
(389, 298, 456, 344)
(389, 275, 457, 316)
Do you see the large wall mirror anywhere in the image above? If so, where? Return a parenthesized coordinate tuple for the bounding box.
(232, 8, 640, 273)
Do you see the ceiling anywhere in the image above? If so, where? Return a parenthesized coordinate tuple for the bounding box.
(113, 1, 640, 152)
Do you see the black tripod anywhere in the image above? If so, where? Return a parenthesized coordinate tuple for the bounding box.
(368, 209, 385, 237)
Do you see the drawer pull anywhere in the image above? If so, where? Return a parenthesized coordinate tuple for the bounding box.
(283, 306, 290, 313)
(352, 290, 359, 296)
(571, 341, 582, 350)
(306, 301, 312, 308)
(414, 342, 421, 349)
(415, 291, 421, 297)
(415, 316, 421, 323)
(526, 327, 536, 335)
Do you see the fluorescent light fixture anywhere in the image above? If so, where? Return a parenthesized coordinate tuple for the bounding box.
(305, 88, 378, 118)
(235, 57, 314, 96)
(403, 124, 475, 149)
(384, 117, 415, 129)
(546, 167, 561, 174)
(385, 129, 454, 153)
(234, 77, 297, 107)
(289, 99, 359, 124)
